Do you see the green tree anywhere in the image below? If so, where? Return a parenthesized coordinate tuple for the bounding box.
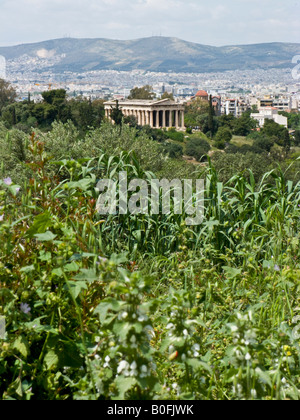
(161, 92, 174, 101)
(261, 119, 288, 146)
(185, 137, 211, 162)
(41, 89, 67, 106)
(184, 99, 210, 130)
(294, 130, 300, 146)
(233, 113, 257, 136)
(283, 130, 291, 154)
(0, 79, 17, 113)
(110, 100, 124, 133)
(215, 126, 233, 149)
(207, 95, 216, 137)
(128, 85, 155, 100)
(253, 135, 274, 153)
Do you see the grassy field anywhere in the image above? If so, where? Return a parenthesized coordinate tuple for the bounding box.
(231, 135, 253, 147)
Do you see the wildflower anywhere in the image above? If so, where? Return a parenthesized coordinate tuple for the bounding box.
(167, 323, 175, 330)
(121, 311, 128, 319)
(141, 365, 148, 373)
(183, 329, 189, 337)
(117, 360, 130, 374)
(98, 256, 108, 264)
(20, 303, 31, 314)
(129, 361, 138, 377)
(3, 177, 12, 186)
(192, 344, 200, 356)
(103, 355, 111, 368)
(0, 214, 4, 222)
(130, 361, 137, 370)
(274, 264, 280, 272)
(245, 353, 251, 361)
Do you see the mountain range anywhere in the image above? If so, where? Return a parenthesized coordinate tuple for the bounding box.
(0, 37, 299, 73)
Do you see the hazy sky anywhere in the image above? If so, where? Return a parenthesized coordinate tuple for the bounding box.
(0, 0, 299, 47)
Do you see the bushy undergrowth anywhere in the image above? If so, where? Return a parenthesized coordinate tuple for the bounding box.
(0, 132, 300, 400)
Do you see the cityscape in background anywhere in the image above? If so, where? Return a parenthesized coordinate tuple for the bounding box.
(1, 51, 299, 120)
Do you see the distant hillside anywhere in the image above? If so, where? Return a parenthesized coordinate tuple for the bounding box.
(0, 37, 299, 73)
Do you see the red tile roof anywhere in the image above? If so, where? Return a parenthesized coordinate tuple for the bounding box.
(195, 90, 208, 97)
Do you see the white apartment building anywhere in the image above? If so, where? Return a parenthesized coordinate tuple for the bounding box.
(272, 96, 292, 112)
(223, 99, 249, 117)
(251, 107, 288, 128)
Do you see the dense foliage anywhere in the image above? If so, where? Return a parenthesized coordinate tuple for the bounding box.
(0, 125, 300, 400)
(1, 83, 300, 400)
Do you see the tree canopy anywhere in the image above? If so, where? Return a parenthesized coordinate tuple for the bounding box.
(128, 85, 155, 100)
(0, 79, 17, 113)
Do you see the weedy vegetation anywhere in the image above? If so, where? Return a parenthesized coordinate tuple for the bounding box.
(0, 124, 300, 400)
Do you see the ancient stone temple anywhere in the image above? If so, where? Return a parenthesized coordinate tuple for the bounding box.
(104, 98, 185, 129)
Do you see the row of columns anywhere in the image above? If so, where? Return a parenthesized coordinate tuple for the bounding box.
(105, 107, 185, 129)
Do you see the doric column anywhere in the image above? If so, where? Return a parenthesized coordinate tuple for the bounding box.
(175, 110, 179, 128)
(150, 110, 153, 128)
(156, 110, 160, 128)
(169, 110, 173, 128)
(181, 110, 185, 128)
(142, 110, 145, 126)
(162, 110, 166, 128)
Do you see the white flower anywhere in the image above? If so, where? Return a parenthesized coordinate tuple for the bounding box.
(183, 329, 189, 336)
(105, 356, 110, 363)
(122, 311, 128, 319)
(230, 325, 238, 332)
(245, 353, 251, 361)
(167, 323, 175, 330)
(117, 360, 129, 374)
(20, 303, 31, 314)
(130, 361, 137, 370)
(192, 344, 200, 352)
(250, 389, 257, 399)
(141, 365, 148, 373)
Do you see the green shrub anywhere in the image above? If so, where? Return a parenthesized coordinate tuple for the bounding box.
(185, 137, 211, 162)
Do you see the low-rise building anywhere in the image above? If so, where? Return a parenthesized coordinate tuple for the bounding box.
(251, 107, 288, 128)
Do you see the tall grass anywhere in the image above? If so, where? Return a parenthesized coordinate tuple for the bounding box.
(0, 134, 299, 400)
